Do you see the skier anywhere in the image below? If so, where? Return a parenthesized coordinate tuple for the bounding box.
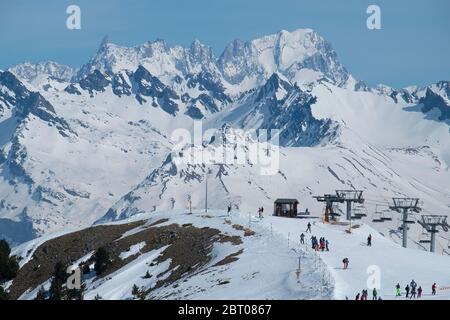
(300, 233, 305, 245)
(325, 239, 330, 251)
(410, 279, 417, 291)
(395, 283, 401, 297)
(367, 234, 372, 247)
(410, 286, 417, 299)
(227, 205, 231, 216)
(306, 222, 312, 233)
(372, 288, 378, 300)
(362, 289, 368, 300)
(417, 286, 422, 298)
(355, 292, 360, 300)
(405, 284, 410, 298)
(432, 283, 437, 296)
(342, 257, 349, 269)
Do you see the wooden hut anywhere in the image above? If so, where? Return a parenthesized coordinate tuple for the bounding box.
(274, 199, 299, 217)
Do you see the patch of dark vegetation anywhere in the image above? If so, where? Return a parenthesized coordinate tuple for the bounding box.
(8, 221, 143, 299)
(214, 249, 244, 267)
(231, 224, 255, 237)
(9, 220, 242, 299)
(0, 239, 19, 283)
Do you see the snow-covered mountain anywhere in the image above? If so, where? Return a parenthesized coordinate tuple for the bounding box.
(9, 61, 75, 85)
(0, 28, 449, 255)
(218, 28, 349, 88)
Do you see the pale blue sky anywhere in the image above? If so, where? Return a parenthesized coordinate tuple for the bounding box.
(0, 0, 449, 88)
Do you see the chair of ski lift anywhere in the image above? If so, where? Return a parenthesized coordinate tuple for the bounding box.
(397, 219, 410, 231)
(351, 213, 363, 220)
(419, 232, 431, 244)
(354, 205, 367, 217)
(380, 210, 393, 222)
(372, 205, 384, 222)
(351, 206, 364, 219)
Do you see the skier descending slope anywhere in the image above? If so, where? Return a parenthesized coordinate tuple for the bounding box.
(367, 234, 372, 247)
(417, 286, 423, 298)
(342, 257, 349, 269)
(306, 222, 312, 233)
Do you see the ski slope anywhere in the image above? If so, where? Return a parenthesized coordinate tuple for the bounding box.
(261, 215, 450, 300)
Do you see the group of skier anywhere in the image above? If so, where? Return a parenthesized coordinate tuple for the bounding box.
(355, 288, 380, 300)
(352, 281, 438, 300)
(395, 281, 437, 299)
(309, 235, 330, 252)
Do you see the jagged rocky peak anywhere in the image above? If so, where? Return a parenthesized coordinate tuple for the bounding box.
(132, 65, 180, 115)
(0, 71, 72, 136)
(229, 72, 337, 147)
(0, 70, 55, 115)
(78, 69, 111, 94)
(9, 61, 75, 83)
(189, 39, 216, 62)
(419, 87, 450, 121)
(256, 73, 293, 100)
(0, 71, 32, 106)
(73, 28, 351, 92)
(218, 28, 349, 86)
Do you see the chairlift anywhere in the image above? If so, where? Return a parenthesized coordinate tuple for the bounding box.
(419, 229, 431, 244)
(380, 210, 393, 221)
(354, 205, 367, 217)
(372, 205, 384, 223)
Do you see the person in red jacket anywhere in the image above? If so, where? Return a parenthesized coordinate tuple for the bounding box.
(432, 283, 437, 296)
